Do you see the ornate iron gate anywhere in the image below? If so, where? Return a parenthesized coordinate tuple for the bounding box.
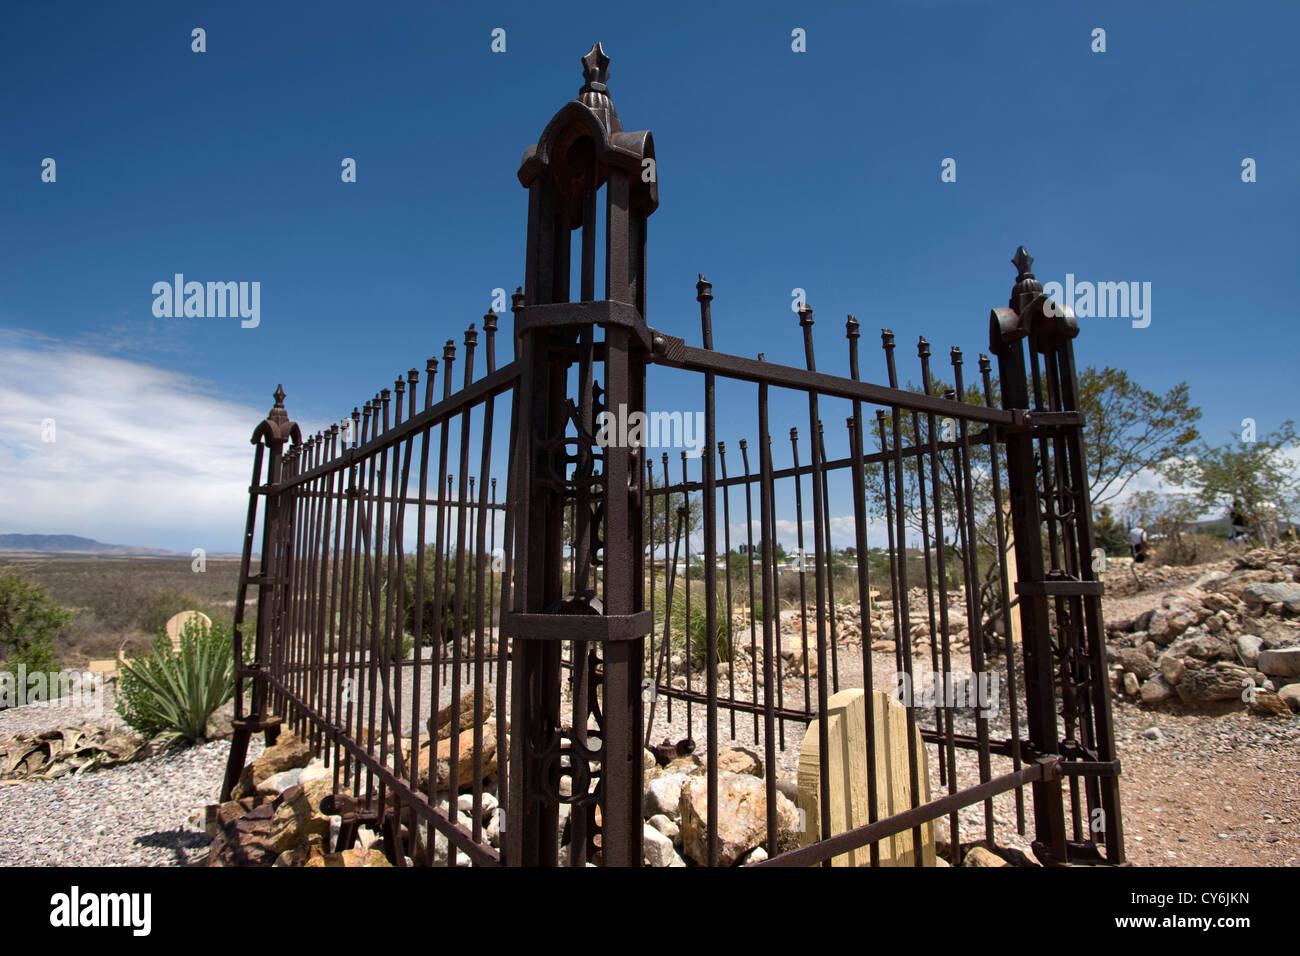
(222, 44, 1124, 867)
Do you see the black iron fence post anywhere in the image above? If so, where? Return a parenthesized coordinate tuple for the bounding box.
(505, 43, 656, 866)
(990, 251, 1069, 863)
(222, 386, 300, 801)
(989, 247, 1125, 864)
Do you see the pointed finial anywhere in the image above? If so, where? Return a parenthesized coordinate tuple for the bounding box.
(1011, 246, 1034, 278)
(581, 42, 611, 91)
(696, 273, 712, 301)
(273, 384, 286, 407)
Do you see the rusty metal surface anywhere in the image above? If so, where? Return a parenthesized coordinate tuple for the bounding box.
(224, 45, 1123, 868)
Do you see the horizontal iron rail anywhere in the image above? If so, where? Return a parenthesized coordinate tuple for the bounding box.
(644, 433, 993, 496)
(650, 339, 1020, 426)
(249, 489, 507, 510)
(272, 361, 520, 493)
(754, 758, 1059, 867)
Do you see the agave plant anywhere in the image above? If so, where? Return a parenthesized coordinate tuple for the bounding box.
(116, 616, 236, 742)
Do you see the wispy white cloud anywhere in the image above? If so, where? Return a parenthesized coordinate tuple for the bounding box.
(0, 332, 260, 552)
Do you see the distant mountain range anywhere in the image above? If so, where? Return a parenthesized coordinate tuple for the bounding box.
(0, 534, 185, 557)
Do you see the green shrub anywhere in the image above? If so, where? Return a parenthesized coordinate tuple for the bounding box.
(116, 617, 236, 741)
(651, 585, 729, 666)
(0, 571, 72, 674)
(402, 548, 489, 645)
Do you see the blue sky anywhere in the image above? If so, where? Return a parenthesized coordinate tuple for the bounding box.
(2, 0, 1297, 553)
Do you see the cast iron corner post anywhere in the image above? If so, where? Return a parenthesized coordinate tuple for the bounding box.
(989, 250, 1069, 863)
(222, 386, 301, 802)
(990, 247, 1126, 864)
(506, 43, 656, 866)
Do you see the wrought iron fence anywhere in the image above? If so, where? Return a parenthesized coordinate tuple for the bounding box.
(222, 43, 1124, 868)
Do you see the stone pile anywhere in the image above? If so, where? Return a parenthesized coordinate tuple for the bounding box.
(639, 744, 801, 867)
(1107, 545, 1300, 716)
(207, 688, 508, 867)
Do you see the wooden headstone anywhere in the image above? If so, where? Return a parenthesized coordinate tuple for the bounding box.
(164, 610, 212, 650)
(797, 687, 936, 866)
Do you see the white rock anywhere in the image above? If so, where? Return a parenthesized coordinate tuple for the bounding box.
(1236, 634, 1264, 667)
(643, 822, 678, 867)
(1258, 647, 1300, 678)
(1140, 676, 1174, 704)
(741, 846, 768, 866)
(299, 758, 329, 785)
(645, 773, 688, 819)
(257, 766, 303, 795)
(647, 813, 680, 844)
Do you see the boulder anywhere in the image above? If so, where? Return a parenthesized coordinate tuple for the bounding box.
(1214, 569, 1278, 597)
(665, 753, 706, 776)
(204, 797, 257, 839)
(206, 803, 278, 866)
(1236, 634, 1264, 667)
(306, 847, 392, 867)
(1258, 647, 1300, 678)
(647, 813, 680, 844)
(642, 822, 680, 867)
(1158, 654, 1185, 685)
(1278, 683, 1300, 713)
(645, 773, 689, 818)
(1115, 648, 1155, 680)
(256, 766, 303, 797)
(1122, 672, 1140, 696)
(426, 686, 493, 741)
(716, 746, 763, 777)
(1140, 676, 1175, 704)
(272, 834, 325, 867)
(1163, 633, 1234, 663)
(1176, 662, 1254, 705)
(264, 785, 331, 855)
(1248, 690, 1291, 717)
(740, 846, 768, 866)
(1243, 582, 1300, 613)
(963, 845, 1007, 867)
(204, 701, 235, 741)
(678, 771, 799, 866)
(406, 727, 499, 793)
(1146, 597, 1205, 644)
(232, 733, 313, 799)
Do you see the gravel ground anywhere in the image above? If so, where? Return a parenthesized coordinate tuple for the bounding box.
(0, 717, 263, 866)
(2, 565, 1295, 866)
(0, 684, 125, 738)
